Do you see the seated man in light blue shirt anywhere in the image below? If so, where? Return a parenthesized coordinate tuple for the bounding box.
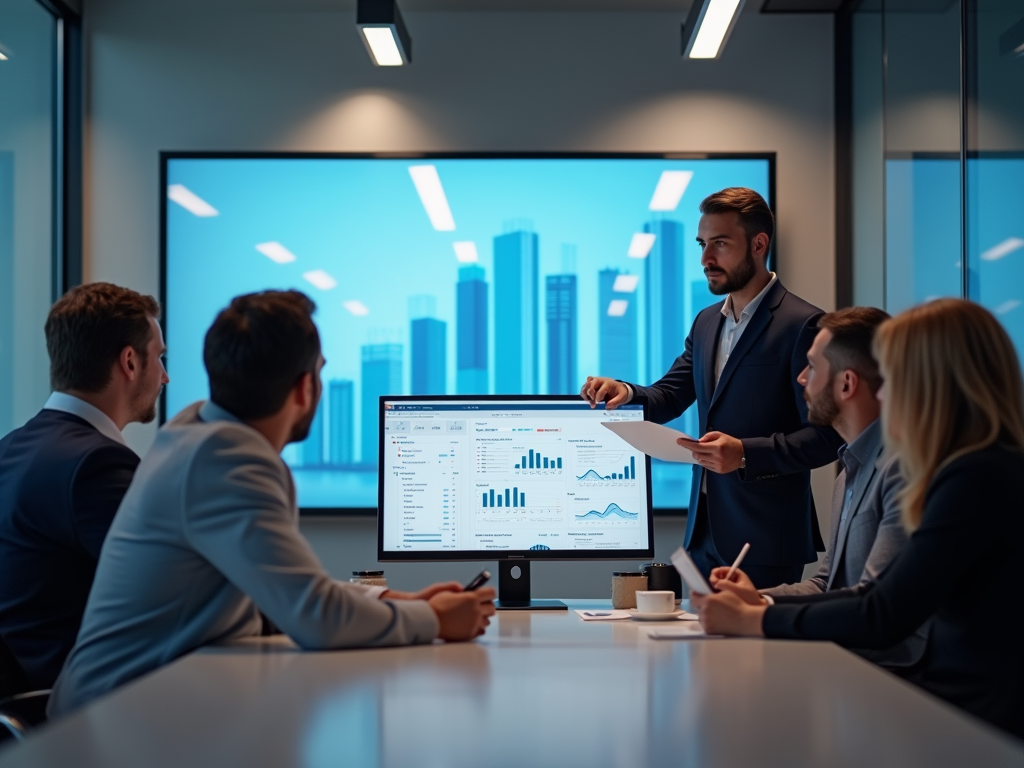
(710, 307, 928, 670)
(50, 290, 495, 716)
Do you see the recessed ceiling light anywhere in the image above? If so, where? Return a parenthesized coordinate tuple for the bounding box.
(628, 233, 657, 259)
(409, 165, 456, 231)
(981, 237, 1024, 261)
(453, 241, 479, 262)
(613, 275, 640, 293)
(255, 242, 297, 264)
(167, 184, 218, 217)
(607, 300, 630, 317)
(303, 270, 337, 291)
(357, 0, 411, 66)
(344, 300, 370, 316)
(683, 0, 747, 60)
(649, 171, 694, 211)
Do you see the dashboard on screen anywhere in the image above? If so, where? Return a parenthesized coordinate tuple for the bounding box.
(378, 398, 652, 559)
(161, 152, 774, 513)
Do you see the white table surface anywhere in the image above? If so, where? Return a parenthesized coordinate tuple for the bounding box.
(2, 599, 1023, 767)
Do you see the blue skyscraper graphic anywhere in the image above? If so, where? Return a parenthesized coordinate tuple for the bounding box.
(409, 295, 446, 395)
(361, 343, 403, 466)
(644, 220, 686, 382)
(301, 400, 325, 466)
(598, 268, 638, 383)
(456, 265, 488, 394)
(545, 274, 577, 394)
(494, 228, 539, 394)
(329, 379, 354, 465)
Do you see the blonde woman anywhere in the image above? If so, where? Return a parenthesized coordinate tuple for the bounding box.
(693, 299, 1024, 738)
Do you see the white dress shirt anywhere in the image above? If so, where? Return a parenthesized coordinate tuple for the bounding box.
(43, 391, 128, 447)
(714, 272, 777, 387)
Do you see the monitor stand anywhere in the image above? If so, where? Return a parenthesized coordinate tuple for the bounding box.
(495, 560, 567, 610)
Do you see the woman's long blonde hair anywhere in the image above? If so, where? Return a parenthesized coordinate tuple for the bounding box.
(873, 299, 1024, 531)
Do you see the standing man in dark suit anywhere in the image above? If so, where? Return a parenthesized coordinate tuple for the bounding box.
(0, 283, 168, 693)
(582, 188, 842, 586)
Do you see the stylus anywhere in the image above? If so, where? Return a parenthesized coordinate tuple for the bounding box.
(463, 569, 491, 591)
(724, 543, 751, 582)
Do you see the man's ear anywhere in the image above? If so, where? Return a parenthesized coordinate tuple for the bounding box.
(839, 370, 860, 401)
(751, 232, 771, 261)
(293, 371, 314, 409)
(118, 345, 138, 382)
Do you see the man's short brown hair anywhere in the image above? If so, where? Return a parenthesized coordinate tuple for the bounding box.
(818, 307, 891, 396)
(45, 283, 161, 393)
(699, 187, 776, 247)
(203, 290, 321, 421)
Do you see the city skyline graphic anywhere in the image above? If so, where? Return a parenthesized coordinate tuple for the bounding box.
(164, 156, 772, 508)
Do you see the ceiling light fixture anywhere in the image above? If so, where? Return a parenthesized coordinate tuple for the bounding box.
(649, 170, 693, 211)
(628, 233, 657, 259)
(607, 300, 630, 318)
(409, 165, 456, 231)
(167, 184, 218, 217)
(682, 0, 747, 60)
(357, 0, 412, 66)
(612, 275, 640, 293)
(255, 241, 297, 264)
(303, 270, 338, 291)
(0, 52, 8, 62)
(453, 242, 479, 262)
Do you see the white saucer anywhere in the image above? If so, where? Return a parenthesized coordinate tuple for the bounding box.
(629, 610, 682, 621)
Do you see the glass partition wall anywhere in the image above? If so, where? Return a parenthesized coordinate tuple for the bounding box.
(0, 0, 81, 436)
(843, 0, 1024, 361)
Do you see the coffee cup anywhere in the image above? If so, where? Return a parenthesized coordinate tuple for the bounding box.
(641, 562, 683, 600)
(635, 590, 675, 615)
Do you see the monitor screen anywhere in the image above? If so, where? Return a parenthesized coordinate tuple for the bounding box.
(162, 152, 774, 513)
(378, 396, 653, 560)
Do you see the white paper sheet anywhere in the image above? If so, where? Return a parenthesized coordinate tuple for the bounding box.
(671, 546, 713, 595)
(574, 609, 701, 622)
(646, 624, 722, 640)
(574, 609, 633, 621)
(601, 421, 698, 463)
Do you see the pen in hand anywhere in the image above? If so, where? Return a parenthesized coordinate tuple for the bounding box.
(724, 543, 751, 582)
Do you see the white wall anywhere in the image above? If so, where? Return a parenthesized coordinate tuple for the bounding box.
(83, 2, 836, 593)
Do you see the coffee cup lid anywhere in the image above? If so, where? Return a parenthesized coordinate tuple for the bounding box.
(612, 571, 645, 577)
(640, 562, 669, 568)
(352, 570, 384, 576)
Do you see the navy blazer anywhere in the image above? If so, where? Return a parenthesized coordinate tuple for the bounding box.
(628, 279, 843, 567)
(0, 409, 139, 689)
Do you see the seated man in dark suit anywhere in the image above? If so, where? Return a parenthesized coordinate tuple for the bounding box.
(710, 307, 928, 670)
(0, 283, 168, 693)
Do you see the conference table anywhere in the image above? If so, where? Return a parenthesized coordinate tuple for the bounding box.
(2, 600, 1023, 768)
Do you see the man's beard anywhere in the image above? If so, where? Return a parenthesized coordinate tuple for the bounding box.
(805, 379, 840, 427)
(288, 375, 322, 444)
(129, 362, 159, 424)
(706, 244, 758, 296)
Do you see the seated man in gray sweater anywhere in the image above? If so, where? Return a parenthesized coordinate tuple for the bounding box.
(50, 290, 495, 716)
(709, 307, 927, 669)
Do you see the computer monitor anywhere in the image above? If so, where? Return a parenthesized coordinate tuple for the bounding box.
(378, 395, 654, 609)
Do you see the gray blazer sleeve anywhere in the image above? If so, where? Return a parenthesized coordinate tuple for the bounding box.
(767, 455, 906, 602)
(761, 558, 829, 597)
(182, 427, 438, 649)
(849, 455, 906, 588)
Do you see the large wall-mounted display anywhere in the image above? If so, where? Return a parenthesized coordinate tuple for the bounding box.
(162, 153, 774, 513)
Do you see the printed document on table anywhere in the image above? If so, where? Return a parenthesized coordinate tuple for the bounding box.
(646, 624, 723, 640)
(601, 421, 698, 463)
